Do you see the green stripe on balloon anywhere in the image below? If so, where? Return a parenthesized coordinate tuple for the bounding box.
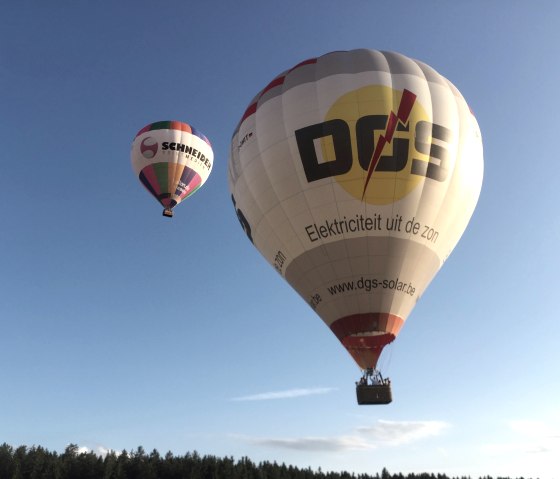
(154, 163, 170, 195)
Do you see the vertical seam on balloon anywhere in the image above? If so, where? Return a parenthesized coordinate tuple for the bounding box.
(317, 53, 350, 322)
(403, 59, 437, 313)
(378, 51, 400, 317)
(431, 79, 469, 266)
(359, 50, 378, 319)
(247, 78, 292, 278)
(413, 65, 462, 305)
(285, 56, 335, 319)
(171, 128, 185, 205)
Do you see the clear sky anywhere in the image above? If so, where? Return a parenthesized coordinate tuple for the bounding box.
(1, 1, 559, 478)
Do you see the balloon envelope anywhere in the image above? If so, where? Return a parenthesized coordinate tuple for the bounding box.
(131, 121, 213, 216)
(228, 50, 483, 370)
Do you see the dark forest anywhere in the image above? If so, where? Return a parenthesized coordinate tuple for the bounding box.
(0, 443, 535, 479)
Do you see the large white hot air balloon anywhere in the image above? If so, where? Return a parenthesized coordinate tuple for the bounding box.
(228, 50, 483, 404)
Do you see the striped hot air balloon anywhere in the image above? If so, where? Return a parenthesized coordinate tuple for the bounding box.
(131, 121, 213, 217)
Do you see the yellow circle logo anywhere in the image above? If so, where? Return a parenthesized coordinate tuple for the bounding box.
(322, 86, 429, 204)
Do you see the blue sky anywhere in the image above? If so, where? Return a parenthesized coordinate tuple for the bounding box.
(1, 1, 559, 478)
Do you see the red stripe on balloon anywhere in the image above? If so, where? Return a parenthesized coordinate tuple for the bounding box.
(141, 165, 162, 197)
(330, 312, 404, 340)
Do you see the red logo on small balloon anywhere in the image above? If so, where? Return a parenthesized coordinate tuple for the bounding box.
(141, 137, 158, 159)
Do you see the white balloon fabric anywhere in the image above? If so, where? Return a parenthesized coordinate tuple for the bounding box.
(228, 50, 483, 370)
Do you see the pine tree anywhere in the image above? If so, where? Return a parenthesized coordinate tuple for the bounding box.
(0, 443, 15, 478)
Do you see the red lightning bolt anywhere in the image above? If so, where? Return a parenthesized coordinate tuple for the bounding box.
(361, 89, 417, 200)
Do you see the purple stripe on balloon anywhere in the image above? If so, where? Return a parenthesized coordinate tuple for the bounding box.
(175, 166, 202, 199)
(190, 126, 211, 147)
(139, 165, 162, 198)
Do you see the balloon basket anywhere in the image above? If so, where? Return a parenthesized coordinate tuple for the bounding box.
(356, 368, 392, 404)
(162, 208, 173, 218)
(356, 384, 392, 405)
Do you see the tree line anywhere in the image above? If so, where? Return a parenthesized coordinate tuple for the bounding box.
(0, 443, 533, 479)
